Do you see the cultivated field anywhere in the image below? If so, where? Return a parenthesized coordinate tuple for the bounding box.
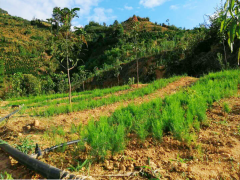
(0, 70, 239, 179)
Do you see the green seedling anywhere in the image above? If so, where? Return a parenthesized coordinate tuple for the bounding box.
(0, 172, 13, 180)
(15, 136, 35, 154)
(223, 102, 231, 114)
(67, 159, 89, 172)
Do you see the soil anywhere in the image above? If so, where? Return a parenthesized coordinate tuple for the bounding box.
(1, 77, 239, 179)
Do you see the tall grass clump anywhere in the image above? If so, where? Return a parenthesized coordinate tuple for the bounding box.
(7, 85, 131, 107)
(37, 76, 182, 116)
(78, 70, 239, 160)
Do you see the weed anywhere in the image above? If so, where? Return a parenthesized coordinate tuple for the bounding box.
(67, 159, 89, 172)
(15, 136, 35, 154)
(0, 172, 13, 180)
(223, 102, 231, 113)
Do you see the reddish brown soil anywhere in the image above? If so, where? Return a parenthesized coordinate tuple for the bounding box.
(44, 91, 240, 180)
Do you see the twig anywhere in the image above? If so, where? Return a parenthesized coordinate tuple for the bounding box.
(91, 171, 138, 177)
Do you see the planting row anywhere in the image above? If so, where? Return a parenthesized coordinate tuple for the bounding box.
(7, 85, 131, 106)
(75, 70, 239, 159)
(34, 76, 182, 116)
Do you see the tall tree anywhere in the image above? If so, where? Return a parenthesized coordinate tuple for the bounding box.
(131, 22, 140, 87)
(48, 7, 86, 104)
(221, 0, 240, 65)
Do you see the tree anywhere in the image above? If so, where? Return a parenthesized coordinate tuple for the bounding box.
(113, 59, 122, 85)
(221, 0, 240, 65)
(131, 22, 140, 87)
(48, 7, 86, 104)
(78, 65, 88, 91)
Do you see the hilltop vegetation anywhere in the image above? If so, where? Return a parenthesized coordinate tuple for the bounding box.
(0, 3, 239, 99)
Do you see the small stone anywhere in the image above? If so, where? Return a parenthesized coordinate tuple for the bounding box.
(26, 125, 31, 130)
(120, 164, 126, 172)
(114, 162, 120, 168)
(127, 164, 134, 171)
(179, 163, 187, 172)
(18, 133, 22, 137)
(150, 161, 157, 169)
(187, 166, 192, 172)
(34, 120, 39, 127)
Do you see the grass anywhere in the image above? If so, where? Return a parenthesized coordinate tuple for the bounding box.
(6, 85, 131, 107)
(0, 172, 13, 180)
(15, 136, 35, 154)
(75, 70, 239, 160)
(35, 76, 182, 116)
(223, 102, 231, 113)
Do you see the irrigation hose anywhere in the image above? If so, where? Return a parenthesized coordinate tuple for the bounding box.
(32, 139, 86, 157)
(0, 104, 24, 123)
(0, 142, 81, 179)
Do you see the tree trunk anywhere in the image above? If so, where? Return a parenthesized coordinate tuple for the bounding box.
(83, 81, 85, 91)
(67, 68, 71, 104)
(223, 40, 227, 67)
(117, 75, 119, 86)
(136, 59, 139, 88)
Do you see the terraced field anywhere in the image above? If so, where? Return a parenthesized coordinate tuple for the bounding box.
(0, 70, 240, 179)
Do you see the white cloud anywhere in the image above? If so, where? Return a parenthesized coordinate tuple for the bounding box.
(170, 5, 179, 10)
(124, 5, 133, 10)
(1, 0, 100, 22)
(87, 8, 116, 23)
(139, 0, 169, 8)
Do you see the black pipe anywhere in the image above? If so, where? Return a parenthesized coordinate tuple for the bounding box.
(0, 142, 78, 179)
(44, 139, 82, 153)
(0, 105, 24, 123)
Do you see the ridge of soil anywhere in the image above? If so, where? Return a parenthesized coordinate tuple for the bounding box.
(0, 76, 198, 179)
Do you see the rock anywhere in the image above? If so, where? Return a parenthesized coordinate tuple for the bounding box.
(26, 125, 31, 130)
(34, 120, 39, 127)
(114, 162, 120, 168)
(187, 166, 192, 172)
(127, 164, 134, 171)
(120, 164, 126, 172)
(171, 162, 178, 171)
(179, 163, 188, 172)
(150, 161, 157, 170)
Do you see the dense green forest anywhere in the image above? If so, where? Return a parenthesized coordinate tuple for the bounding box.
(0, 3, 238, 99)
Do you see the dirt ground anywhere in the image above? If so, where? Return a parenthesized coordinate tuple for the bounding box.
(1, 78, 239, 179)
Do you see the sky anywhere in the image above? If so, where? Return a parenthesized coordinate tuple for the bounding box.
(1, 0, 223, 29)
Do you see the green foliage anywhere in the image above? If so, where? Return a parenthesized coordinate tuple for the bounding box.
(78, 70, 239, 159)
(0, 58, 4, 88)
(221, 0, 240, 64)
(223, 102, 231, 113)
(15, 136, 35, 154)
(0, 172, 13, 180)
(67, 159, 90, 172)
(35, 76, 180, 116)
(0, 8, 8, 14)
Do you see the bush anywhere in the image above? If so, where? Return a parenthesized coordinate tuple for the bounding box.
(21, 74, 41, 96)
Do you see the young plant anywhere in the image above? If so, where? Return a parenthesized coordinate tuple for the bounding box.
(48, 7, 87, 104)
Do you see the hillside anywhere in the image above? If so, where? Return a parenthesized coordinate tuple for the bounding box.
(0, 13, 54, 75)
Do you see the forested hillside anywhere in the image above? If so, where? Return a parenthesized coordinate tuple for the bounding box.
(0, 5, 238, 99)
